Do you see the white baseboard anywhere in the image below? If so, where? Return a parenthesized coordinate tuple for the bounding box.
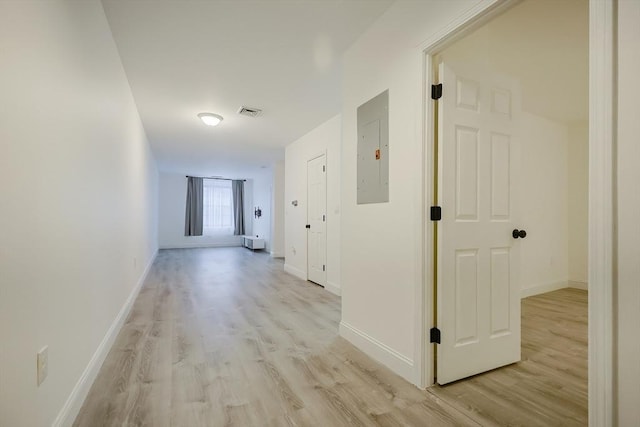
(52, 249, 158, 427)
(325, 281, 341, 296)
(270, 251, 285, 258)
(521, 280, 569, 299)
(569, 280, 588, 290)
(284, 263, 306, 281)
(159, 242, 242, 249)
(339, 321, 414, 383)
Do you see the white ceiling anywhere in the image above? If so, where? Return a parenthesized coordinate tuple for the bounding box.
(101, 0, 394, 178)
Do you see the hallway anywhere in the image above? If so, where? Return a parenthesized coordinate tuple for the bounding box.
(75, 248, 587, 426)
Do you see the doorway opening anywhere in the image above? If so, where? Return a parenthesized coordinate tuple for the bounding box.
(426, 0, 589, 423)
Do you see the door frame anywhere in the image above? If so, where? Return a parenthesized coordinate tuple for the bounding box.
(416, 1, 615, 425)
(306, 150, 327, 286)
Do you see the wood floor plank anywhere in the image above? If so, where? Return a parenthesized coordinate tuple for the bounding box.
(74, 248, 587, 426)
(428, 288, 588, 427)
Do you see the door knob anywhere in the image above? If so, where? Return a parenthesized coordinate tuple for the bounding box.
(512, 229, 527, 239)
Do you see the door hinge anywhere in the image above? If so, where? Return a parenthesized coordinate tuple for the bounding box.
(430, 206, 442, 221)
(322, 214, 325, 222)
(322, 265, 326, 272)
(305, 224, 311, 229)
(323, 165, 326, 172)
(430, 327, 441, 344)
(431, 83, 443, 100)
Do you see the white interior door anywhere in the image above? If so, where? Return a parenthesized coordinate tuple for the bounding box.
(437, 59, 522, 384)
(307, 154, 326, 286)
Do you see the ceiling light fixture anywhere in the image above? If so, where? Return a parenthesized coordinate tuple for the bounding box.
(197, 112, 223, 127)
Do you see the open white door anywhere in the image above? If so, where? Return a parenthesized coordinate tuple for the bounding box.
(307, 154, 326, 286)
(436, 60, 522, 384)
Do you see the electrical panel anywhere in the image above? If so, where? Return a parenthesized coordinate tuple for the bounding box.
(357, 90, 389, 204)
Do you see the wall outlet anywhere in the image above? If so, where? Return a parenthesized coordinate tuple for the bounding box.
(37, 346, 48, 386)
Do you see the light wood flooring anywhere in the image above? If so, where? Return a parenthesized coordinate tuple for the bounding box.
(74, 248, 587, 426)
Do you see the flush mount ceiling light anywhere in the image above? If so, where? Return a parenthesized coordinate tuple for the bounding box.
(197, 112, 223, 127)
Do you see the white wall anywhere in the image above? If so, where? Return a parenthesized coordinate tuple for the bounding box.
(158, 169, 274, 250)
(568, 122, 588, 285)
(474, 0, 588, 291)
(519, 113, 570, 295)
(158, 172, 242, 248)
(340, 0, 590, 388)
(340, 0, 480, 383)
(250, 169, 273, 250)
(439, 25, 579, 297)
(0, 2, 158, 426)
(617, 1, 640, 424)
(284, 114, 342, 294)
(270, 161, 285, 257)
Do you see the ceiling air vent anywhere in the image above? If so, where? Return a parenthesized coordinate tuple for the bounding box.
(237, 106, 263, 118)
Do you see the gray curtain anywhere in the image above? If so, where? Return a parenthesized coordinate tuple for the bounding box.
(184, 177, 203, 236)
(232, 180, 245, 235)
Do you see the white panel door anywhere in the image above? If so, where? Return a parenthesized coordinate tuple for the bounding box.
(307, 154, 326, 286)
(437, 60, 522, 384)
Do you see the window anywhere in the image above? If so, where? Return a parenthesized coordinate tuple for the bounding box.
(203, 179, 234, 235)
